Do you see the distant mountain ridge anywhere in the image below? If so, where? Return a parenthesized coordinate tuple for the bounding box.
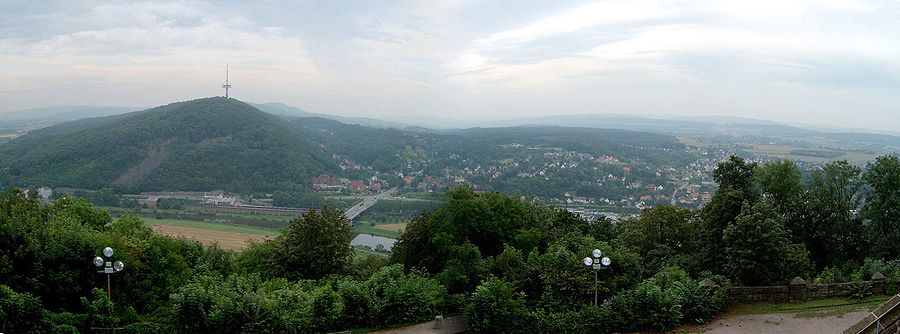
(0, 97, 336, 192)
(251, 102, 405, 129)
(4, 100, 898, 159)
(0, 105, 139, 127)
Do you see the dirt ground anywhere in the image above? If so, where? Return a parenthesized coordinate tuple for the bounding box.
(688, 309, 870, 333)
(151, 224, 273, 251)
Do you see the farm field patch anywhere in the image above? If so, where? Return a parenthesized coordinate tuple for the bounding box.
(150, 224, 274, 251)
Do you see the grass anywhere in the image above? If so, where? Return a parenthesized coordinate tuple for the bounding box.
(142, 217, 281, 236)
(353, 246, 390, 258)
(352, 223, 400, 238)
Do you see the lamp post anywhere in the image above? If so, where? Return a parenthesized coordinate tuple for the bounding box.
(582, 248, 611, 307)
(93, 247, 124, 298)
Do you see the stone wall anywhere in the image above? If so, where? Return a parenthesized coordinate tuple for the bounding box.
(807, 282, 855, 299)
(711, 273, 893, 303)
(725, 285, 789, 302)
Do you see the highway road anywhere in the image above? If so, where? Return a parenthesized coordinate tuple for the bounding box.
(345, 187, 397, 221)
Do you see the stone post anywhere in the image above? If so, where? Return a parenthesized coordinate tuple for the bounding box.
(789, 277, 807, 303)
(433, 315, 444, 329)
(699, 278, 717, 295)
(872, 272, 886, 295)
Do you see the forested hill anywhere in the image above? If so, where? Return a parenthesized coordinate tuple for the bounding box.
(286, 116, 419, 172)
(286, 116, 692, 172)
(0, 97, 336, 193)
(445, 126, 688, 165)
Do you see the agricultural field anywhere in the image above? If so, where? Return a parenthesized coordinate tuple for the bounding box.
(677, 136, 713, 148)
(140, 217, 282, 235)
(678, 136, 878, 163)
(352, 222, 401, 239)
(372, 223, 406, 234)
(742, 143, 875, 162)
(150, 224, 274, 251)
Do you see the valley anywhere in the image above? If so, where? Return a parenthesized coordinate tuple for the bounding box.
(2, 97, 895, 255)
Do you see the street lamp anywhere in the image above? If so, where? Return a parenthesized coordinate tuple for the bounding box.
(582, 248, 611, 307)
(92, 246, 124, 298)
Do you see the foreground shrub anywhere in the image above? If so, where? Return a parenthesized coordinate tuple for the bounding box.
(602, 278, 682, 332)
(653, 266, 728, 324)
(365, 264, 445, 326)
(467, 277, 528, 333)
(0, 284, 45, 333)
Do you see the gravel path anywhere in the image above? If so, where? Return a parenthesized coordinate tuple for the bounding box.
(697, 310, 869, 333)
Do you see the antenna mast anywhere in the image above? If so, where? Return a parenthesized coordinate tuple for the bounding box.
(222, 65, 232, 98)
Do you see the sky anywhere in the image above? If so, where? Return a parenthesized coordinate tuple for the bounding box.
(1, 0, 899, 131)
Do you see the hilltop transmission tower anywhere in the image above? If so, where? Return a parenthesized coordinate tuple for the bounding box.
(222, 65, 232, 98)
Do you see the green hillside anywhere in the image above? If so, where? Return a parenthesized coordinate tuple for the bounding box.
(287, 116, 419, 171)
(287, 117, 691, 171)
(0, 97, 336, 192)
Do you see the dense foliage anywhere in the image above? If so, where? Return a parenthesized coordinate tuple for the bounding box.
(393, 187, 727, 333)
(2, 153, 899, 333)
(246, 205, 354, 281)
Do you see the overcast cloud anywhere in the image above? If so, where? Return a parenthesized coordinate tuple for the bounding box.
(1, 0, 898, 131)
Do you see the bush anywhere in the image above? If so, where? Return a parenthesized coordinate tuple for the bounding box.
(529, 306, 610, 334)
(305, 284, 344, 332)
(851, 258, 900, 282)
(812, 266, 845, 284)
(122, 321, 164, 334)
(654, 266, 728, 324)
(848, 281, 873, 300)
(337, 279, 370, 324)
(0, 284, 45, 333)
(467, 277, 528, 334)
(601, 279, 682, 332)
(44, 312, 87, 333)
(365, 264, 445, 326)
(668, 280, 727, 324)
(82, 288, 120, 328)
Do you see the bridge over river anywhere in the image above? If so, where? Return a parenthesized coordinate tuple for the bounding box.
(347, 188, 399, 252)
(344, 187, 397, 221)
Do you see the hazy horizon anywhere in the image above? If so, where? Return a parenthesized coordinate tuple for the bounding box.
(2, 1, 899, 132)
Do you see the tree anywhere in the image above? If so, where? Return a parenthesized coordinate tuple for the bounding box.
(723, 201, 810, 285)
(799, 160, 864, 268)
(699, 155, 759, 271)
(714, 155, 758, 197)
(617, 205, 699, 274)
(863, 155, 900, 258)
(273, 205, 354, 280)
(756, 159, 803, 215)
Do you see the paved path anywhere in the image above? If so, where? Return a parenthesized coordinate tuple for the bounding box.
(361, 311, 870, 334)
(366, 316, 468, 334)
(697, 310, 870, 334)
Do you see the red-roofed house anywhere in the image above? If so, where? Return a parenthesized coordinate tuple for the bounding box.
(348, 180, 367, 192)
